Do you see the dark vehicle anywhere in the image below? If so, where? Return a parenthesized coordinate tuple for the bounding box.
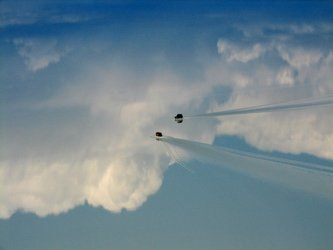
(174, 114, 183, 123)
(155, 132, 163, 138)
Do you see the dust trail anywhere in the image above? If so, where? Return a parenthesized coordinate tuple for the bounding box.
(162, 142, 193, 173)
(160, 136, 333, 200)
(216, 146, 333, 175)
(185, 96, 333, 119)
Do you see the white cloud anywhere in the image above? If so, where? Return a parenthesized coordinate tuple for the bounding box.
(277, 45, 323, 69)
(1, 20, 333, 219)
(290, 24, 315, 34)
(217, 39, 265, 63)
(0, 61, 217, 218)
(14, 38, 66, 71)
(0, 0, 101, 28)
(276, 67, 295, 86)
(210, 39, 333, 159)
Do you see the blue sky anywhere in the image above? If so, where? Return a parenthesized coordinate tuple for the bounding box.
(1, 1, 333, 249)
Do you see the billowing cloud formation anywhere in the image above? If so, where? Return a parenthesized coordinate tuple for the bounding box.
(211, 28, 333, 158)
(1, 14, 333, 219)
(0, 52, 214, 218)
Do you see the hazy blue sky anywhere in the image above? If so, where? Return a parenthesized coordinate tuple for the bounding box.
(1, 1, 333, 249)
